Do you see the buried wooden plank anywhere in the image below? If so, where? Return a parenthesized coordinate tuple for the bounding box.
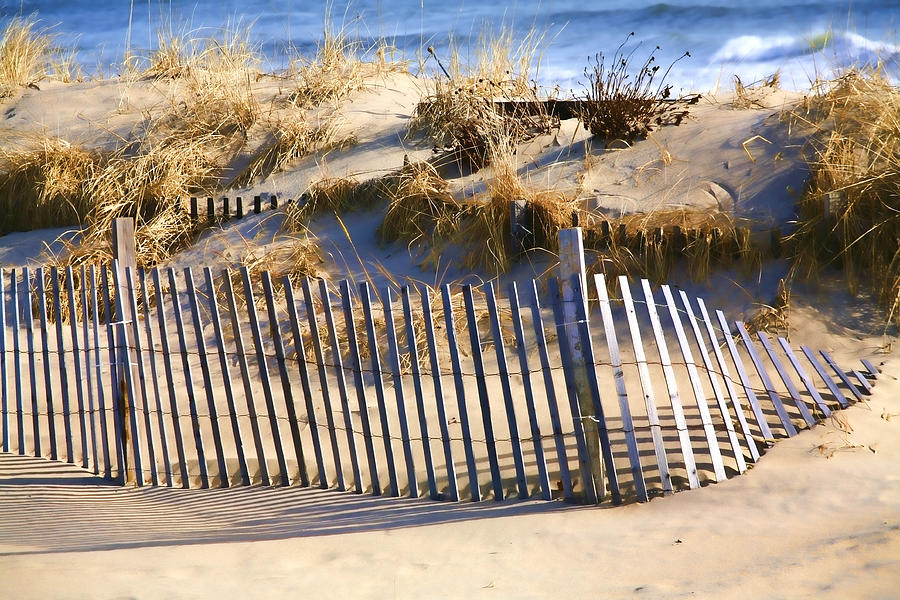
(661, 285, 727, 482)
(485, 281, 529, 500)
(714, 310, 775, 442)
(36, 270, 57, 461)
(122, 267, 157, 485)
(140, 269, 173, 485)
(860, 358, 880, 380)
(240, 268, 290, 486)
(319, 278, 364, 493)
(283, 276, 327, 489)
(734, 320, 798, 437)
(678, 290, 747, 474)
(338, 279, 381, 496)
(641, 280, 701, 489)
(617, 276, 672, 492)
(777, 338, 832, 419)
(419, 286, 460, 501)
(507, 281, 552, 501)
(380, 287, 419, 498)
(820, 350, 867, 402)
(81, 267, 99, 475)
(526, 280, 573, 501)
(400, 286, 439, 500)
(594, 274, 647, 501)
(0, 269, 7, 454)
(301, 278, 345, 491)
(548, 277, 599, 504)
(167, 268, 210, 488)
(261, 271, 309, 487)
(355, 281, 398, 497)
(92, 267, 114, 480)
(801, 346, 849, 409)
(441, 284, 481, 501)
(756, 331, 816, 428)
(66, 268, 91, 470)
(695, 299, 760, 463)
(24, 268, 40, 458)
(49, 268, 73, 462)
(185, 268, 229, 487)
(222, 271, 270, 486)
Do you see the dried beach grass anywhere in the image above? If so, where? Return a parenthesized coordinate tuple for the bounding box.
(0, 15, 53, 97)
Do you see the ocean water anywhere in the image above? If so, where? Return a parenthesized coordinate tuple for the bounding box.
(1, 0, 898, 92)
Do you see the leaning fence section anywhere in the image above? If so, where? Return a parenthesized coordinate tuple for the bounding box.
(0, 262, 879, 504)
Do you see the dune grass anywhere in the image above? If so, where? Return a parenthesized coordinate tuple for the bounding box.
(0, 15, 80, 97)
(788, 68, 900, 324)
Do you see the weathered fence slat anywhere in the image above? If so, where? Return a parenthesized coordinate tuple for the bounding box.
(24, 268, 40, 458)
(167, 268, 209, 488)
(0, 268, 7, 454)
(139, 269, 172, 484)
(801, 346, 849, 408)
(283, 276, 327, 488)
(442, 284, 481, 501)
(319, 278, 363, 493)
(206, 269, 250, 486)
(505, 282, 552, 500)
(419, 286, 460, 501)
(36, 270, 57, 461)
(241, 267, 289, 486)
(81, 267, 99, 475)
(338, 279, 384, 496)
(641, 280, 700, 489)
(485, 282, 529, 499)
(261, 271, 309, 487)
(714, 310, 774, 442)
(90, 268, 113, 479)
(734, 321, 798, 437)
(151, 269, 190, 487)
(595, 274, 647, 501)
(820, 350, 866, 402)
(852, 368, 874, 394)
(696, 299, 760, 463)
(777, 338, 832, 419)
(185, 268, 229, 487)
(399, 286, 438, 499)
(66, 268, 90, 469)
(12, 269, 24, 455)
(301, 278, 344, 491)
(678, 290, 747, 474)
(378, 286, 418, 497)
(756, 331, 816, 427)
(123, 267, 157, 484)
(661, 285, 727, 482)
(462, 284, 504, 501)
(549, 277, 599, 503)
(618, 277, 672, 492)
(222, 272, 269, 485)
(101, 267, 126, 480)
(112, 264, 145, 485)
(49, 268, 73, 462)
(861, 358, 880, 380)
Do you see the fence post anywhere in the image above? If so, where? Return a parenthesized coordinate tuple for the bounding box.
(112, 218, 138, 485)
(557, 227, 604, 501)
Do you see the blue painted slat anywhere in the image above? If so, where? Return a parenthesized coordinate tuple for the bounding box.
(441, 284, 481, 501)
(261, 271, 309, 487)
(820, 350, 866, 402)
(777, 338, 832, 419)
(526, 280, 572, 501)
(484, 281, 529, 499)
(860, 358, 880, 380)
(419, 286, 459, 501)
(462, 284, 504, 502)
(756, 331, 816, 428)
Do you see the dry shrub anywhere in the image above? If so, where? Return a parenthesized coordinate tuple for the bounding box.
(788, 69, 900, 323)
(0, 16, 53, 97)
(408, 27, 554, 170)
(578, 33, 696, 142)
(378, 161, 461, 244)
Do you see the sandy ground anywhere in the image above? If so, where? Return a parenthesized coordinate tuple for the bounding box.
(1, 70, 898, 598)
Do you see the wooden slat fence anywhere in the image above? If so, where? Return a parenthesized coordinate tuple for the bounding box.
(0, 264, 879, 504)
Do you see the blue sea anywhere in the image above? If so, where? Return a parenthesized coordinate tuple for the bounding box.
(1, 1, 898, 92)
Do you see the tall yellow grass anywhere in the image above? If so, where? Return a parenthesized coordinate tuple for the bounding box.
(0, 16, 53, 97)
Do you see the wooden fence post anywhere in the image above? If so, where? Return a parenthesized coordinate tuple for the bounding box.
(112, 218, 138, 485)
(557, 227, 604, 501)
